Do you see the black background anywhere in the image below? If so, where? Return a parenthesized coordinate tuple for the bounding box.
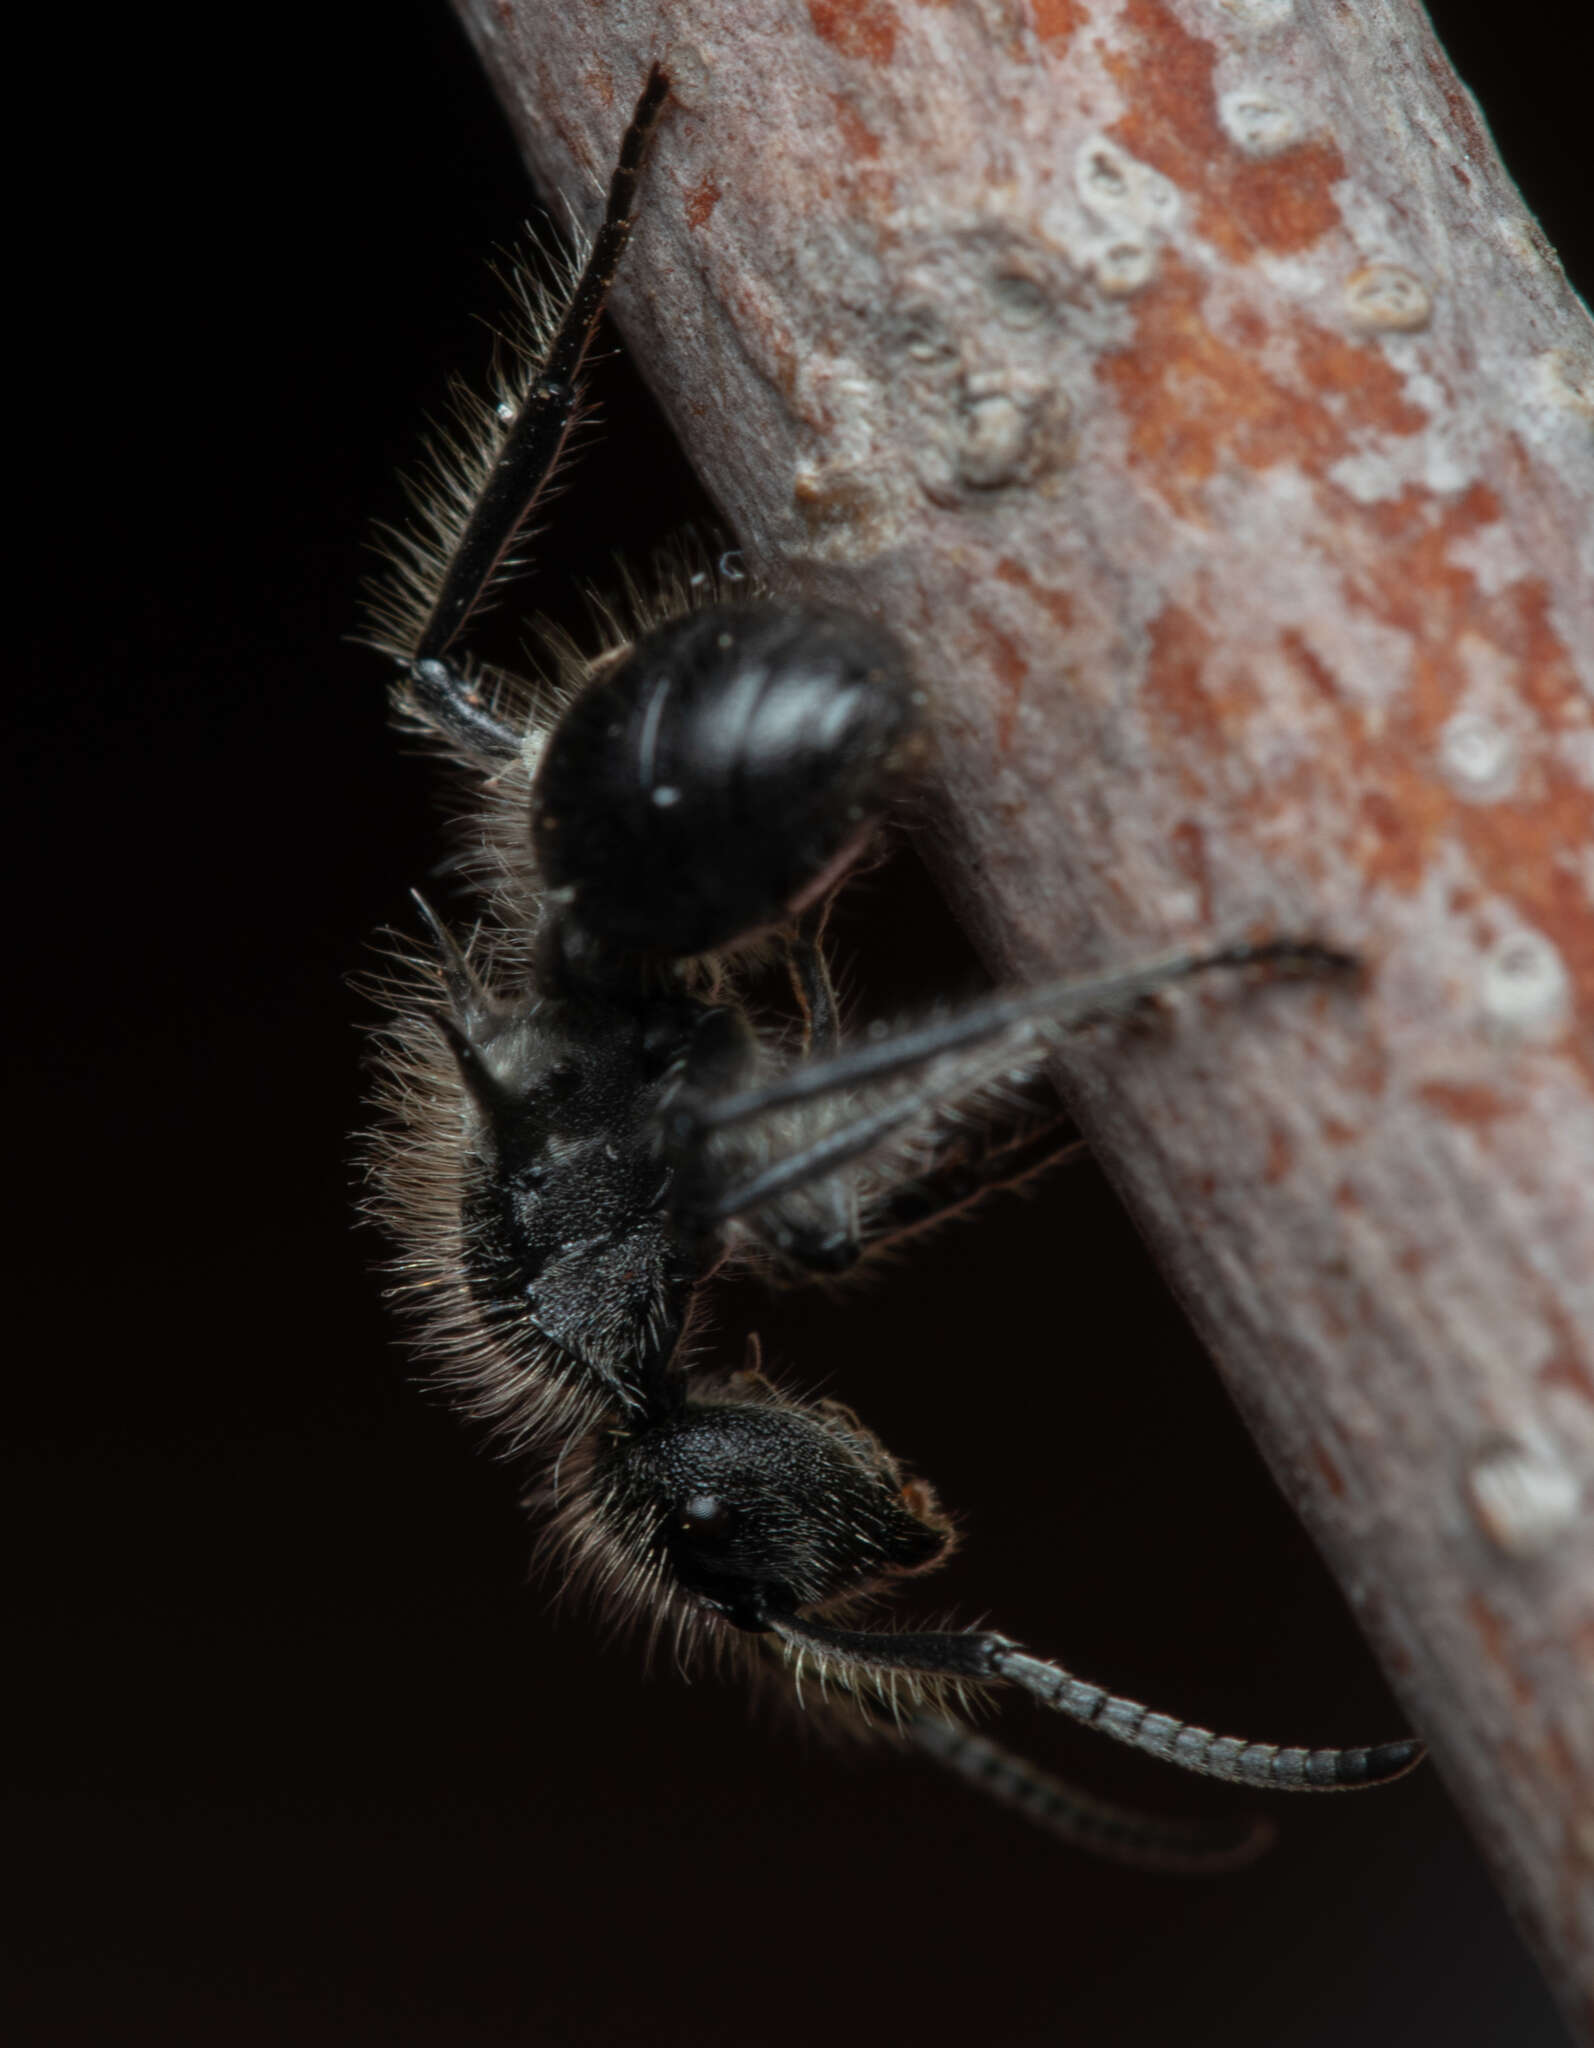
(11, 4, 1589, 2043)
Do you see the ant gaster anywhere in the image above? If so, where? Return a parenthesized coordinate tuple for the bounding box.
(364, 64, 1421, 1872)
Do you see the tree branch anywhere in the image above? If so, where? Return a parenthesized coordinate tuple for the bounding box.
(450, 0, 1594, 2024)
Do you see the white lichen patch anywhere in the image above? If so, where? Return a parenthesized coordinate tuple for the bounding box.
(1480, 929, 1572, 1041)
(1535, 347, 1594, 422)
(1466, 1434, 1582, 1559)
(1344, 264, 1433, 334)
(1492, 212, 1553, 277)
(787, 357, 905, 562)
(952, 370, 1074, 490)
(1434, 631, 1536, 803)
(1440, 711, 1518, 802)
(1092, 240, 1157, 296)
(1510, 344, 1594, 505)
(1445, 516, 1532, 599)
(825, 207, 1103, 516)
(1325, 448, 1411, 505)
(1074, 138, 1180, 229)
(1214, 0, 1296, 28)
(955, 380, 1025, 488)
(1218, 88, 1304, 158)
(1073, 136, 1179, 299)
(1326, 402, 1474, 506)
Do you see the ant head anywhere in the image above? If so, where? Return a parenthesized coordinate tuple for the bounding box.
(532, 603, 929, 961)
(576, 1386, 953, 1634)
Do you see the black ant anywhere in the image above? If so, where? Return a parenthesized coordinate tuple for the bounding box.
(363, 63, 1421, 1873)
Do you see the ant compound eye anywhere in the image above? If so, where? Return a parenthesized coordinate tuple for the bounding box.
(531, 603, 930, 957)
(679, 1493, 733, 1538)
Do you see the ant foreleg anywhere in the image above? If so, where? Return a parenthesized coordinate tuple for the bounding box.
(370, 65, 671, 690)
(406, 658, 523, 762)
(411, 64, 670, 666)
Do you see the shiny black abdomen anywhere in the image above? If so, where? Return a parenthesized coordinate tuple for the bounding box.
(532, 603, 924, 958)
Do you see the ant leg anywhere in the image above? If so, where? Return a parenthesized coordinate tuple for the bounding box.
(699, 940, 1354, 1134)
(731, 920, 1083, 1265)
(750, 925, 864, 1269)
(864, 1117, 1087, 1251)
(370, 65, 671, 679)
(743, 1112, 1085, 1275)
(786, 925, 842, 1062)
(675, 940, 1355, 1228)
(695, 1115, 1084, 1274)
(407, 659, 523, 762)
(911, 1717, 1274, 1874)
(769, 1613, 1424, 1791)
(413, 63, 668, 664)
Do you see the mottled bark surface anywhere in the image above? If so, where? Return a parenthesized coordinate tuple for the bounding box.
(450, 0, 1594, 2023)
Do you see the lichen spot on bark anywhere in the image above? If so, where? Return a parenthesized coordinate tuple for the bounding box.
(1108, 0, 1346, 259)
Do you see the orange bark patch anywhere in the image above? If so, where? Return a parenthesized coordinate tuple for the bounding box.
(1338, 487, 1594, 1012)
(1310, 1441, 1347, 1497)
(1293, 323, 1431, 437)
(1467, 1591, 1509, 1668)
(831, 94, 882, 160)
(1279, 629, 1340, 707)
(809, 0, 899, 63)
(1319, 484, 1490, 894)
(1107, 0, 1346, 258)
(994, 554, 1075, 629)
(1100, 259, 1427, 522)
(1141, 601, 1262, 787)
(1542, 1350, 1594, 1407)
(684, 173, 721, 229)
(1142, 603, 1214, 732)
(1469, 1594, 1536, 1707)
(1354, 783, 1447, 895)
(1448, 590, 1594, 1019)
(1264, 1123, 1294, 1183)
(1118, 280, 1593, 1027)
(1538, 1298, 1594, 1407)
(1344, 1038, 1390, 1103)
(1284, 481, 1594, 938)
(972, 609, 1031, 753)
(1033, 0, 1086, 48)
(1417, 1080, 1512, 1127)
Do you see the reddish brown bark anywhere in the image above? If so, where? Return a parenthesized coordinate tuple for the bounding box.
(450, 0, 1594, 2024)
